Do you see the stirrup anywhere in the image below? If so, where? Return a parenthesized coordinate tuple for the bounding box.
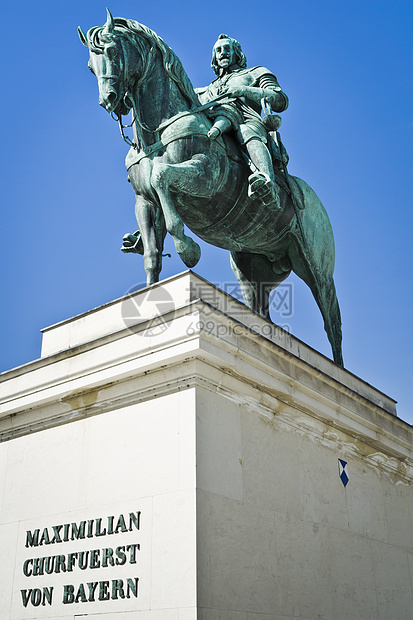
(248, 172, 281, 210)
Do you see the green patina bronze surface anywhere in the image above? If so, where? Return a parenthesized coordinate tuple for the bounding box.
(78, 10, 343, 366)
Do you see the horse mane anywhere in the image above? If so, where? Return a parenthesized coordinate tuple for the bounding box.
(87, 18, 199, 108)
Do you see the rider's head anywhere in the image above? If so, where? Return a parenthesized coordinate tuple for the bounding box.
(211, 34, 247, 75)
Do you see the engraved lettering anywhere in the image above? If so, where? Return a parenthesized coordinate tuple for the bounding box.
(25, 529, 40, 548)
(20, 587, 53, 608)
(90, 548, 100, 569)
(102, 547, 114, 567)
(129, 511, 141, 531)
(71, 521, 86, 540)
(33, 557, 45, 576)
(61, 579, 139, 603)
(42, 587, 53, 606)
(31, 589, 42, 606)
(20, 589, 32, 607)
(99, 580, 110, 601)
(23, 559, 33, 577)
(95, 518, 107, 537)
(126, 577, 139, 598)
(44, 556, 55, 574)
(51, 525, 63, 543)
(115, 514, 128, 533)
(55, 555, 66, 573)
(87, 581, 98, 601)
(75, 583, 88, 603)
(127, 543, 140, 563)
(111, 579, 125, 599)
(39, 528, 50, 546)
(62, 584, 74, 604)
(107, 515, 114, 534)
(115, 545, 126, 565)
(63, 523, 70, 542)
(67, 552, 78, 571)
(78, 550, 89, 570)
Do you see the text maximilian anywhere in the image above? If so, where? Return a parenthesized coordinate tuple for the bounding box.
(25, 511, 140, 547)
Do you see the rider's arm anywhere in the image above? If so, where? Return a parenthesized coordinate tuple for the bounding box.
(258, 74, 289, 112)
(228, 73, 288, 112)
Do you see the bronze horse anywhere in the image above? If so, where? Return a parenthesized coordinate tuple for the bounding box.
(79, 12, 343, 366)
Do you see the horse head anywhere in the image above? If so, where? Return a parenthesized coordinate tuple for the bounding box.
(79, 10, 199, 120)
(78, 9, 145, 116)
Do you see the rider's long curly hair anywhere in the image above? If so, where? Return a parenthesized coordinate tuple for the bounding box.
(211, 34, 247, 76)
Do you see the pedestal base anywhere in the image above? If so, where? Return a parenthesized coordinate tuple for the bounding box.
(1, 271, 412, 619)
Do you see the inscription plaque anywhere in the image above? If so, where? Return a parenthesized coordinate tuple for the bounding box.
(12, 501, 151, 618)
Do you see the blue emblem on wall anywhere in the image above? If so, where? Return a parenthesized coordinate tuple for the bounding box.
(338, 459, 349, 487)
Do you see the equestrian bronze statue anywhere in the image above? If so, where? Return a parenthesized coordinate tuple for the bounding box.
(78, 10, 343, 366)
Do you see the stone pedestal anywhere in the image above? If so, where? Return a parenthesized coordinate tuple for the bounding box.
(1, 271, 412, 620)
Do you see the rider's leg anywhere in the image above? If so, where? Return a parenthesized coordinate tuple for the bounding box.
(244, 137, 280, 209)
(245, 138, 276, 183)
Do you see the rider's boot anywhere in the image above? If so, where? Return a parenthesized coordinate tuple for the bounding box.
(248, 172, 280, 210)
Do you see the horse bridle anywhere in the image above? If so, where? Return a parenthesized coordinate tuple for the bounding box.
(100, 34, 157, 139)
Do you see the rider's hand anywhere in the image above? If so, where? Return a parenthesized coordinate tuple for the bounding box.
(208, 127, 221, 140)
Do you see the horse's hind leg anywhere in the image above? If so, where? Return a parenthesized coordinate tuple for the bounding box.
(230, 251, 290, 318)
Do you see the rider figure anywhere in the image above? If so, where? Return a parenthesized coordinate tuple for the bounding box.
(196, 34, 289, 209)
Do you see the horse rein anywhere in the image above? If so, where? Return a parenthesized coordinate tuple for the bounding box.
(118, 94, 236, 162)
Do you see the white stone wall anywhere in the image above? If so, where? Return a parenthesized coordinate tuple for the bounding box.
(195, 387, 413, 620)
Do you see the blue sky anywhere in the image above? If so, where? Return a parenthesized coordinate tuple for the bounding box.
(1, 0, 412, 424)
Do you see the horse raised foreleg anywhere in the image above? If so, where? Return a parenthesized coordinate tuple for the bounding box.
(134, 194, 166, 285)
(151, 153, 219, 268)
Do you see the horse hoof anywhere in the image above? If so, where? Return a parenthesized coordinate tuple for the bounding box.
(177, 238, 201, 268)
(121, 231, 144, 254)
